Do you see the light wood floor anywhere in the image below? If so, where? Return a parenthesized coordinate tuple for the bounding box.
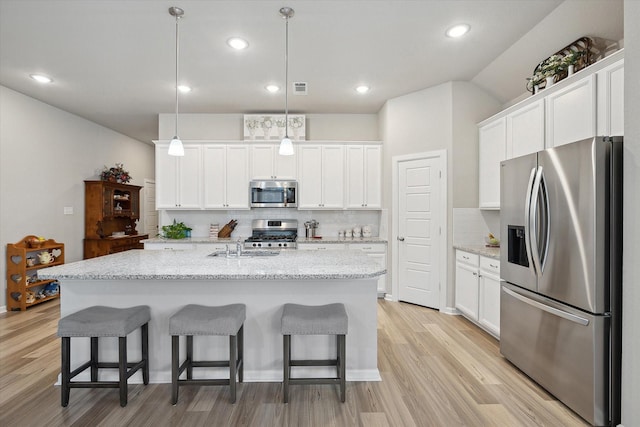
(0, 299, 588, 427)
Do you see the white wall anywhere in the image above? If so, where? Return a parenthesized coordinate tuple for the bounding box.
(380, 81, 500, 307)
(622, 1, 640, 424)
(0, 86, 154, 311)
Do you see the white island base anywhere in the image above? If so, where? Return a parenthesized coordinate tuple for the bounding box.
(57, 276, 380, 383)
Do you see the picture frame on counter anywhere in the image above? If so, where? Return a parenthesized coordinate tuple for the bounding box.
(243, 114, 306, 141)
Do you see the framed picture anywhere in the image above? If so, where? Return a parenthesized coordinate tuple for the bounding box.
(243, 114, 305, 141)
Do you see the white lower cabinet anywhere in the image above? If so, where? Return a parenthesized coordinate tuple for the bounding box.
(297, 243, 346, 251)
(455, 250, 501, 338)
(478, 257, 501, 338)
(455, 251, 480, 319)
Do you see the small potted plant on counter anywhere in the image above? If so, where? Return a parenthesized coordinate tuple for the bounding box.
(160, 220, 192, 239)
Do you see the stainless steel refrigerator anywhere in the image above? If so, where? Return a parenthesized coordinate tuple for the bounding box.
(499, 136, 622, 426)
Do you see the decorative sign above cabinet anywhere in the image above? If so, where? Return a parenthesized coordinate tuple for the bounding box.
(244, 114, 306, 141)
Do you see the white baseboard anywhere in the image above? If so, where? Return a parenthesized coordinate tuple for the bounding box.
(440, 306, 460, 315)
(0, 305, 6, 314)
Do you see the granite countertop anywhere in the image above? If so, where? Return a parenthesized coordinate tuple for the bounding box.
(453, 244, 501, 259)
(38, 249, 387, 281)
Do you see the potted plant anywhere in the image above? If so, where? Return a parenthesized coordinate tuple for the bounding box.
(561, 50, 584, 75)
(160, 220, 192, 239)
(101, 163, 131, 183)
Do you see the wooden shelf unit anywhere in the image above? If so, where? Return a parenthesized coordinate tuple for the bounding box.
(6, 235, 64, 311)
(84, 180, 148, 259)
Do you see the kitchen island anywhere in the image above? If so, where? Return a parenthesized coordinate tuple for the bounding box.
(39, 249, 385, 384)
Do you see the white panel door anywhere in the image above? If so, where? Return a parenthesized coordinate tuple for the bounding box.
(345, 145, 365, 208)
(507, 99, 545, 157)
(143, 179, 158, 237)
(155, 144, 178, 209)
(478, 118, 506, 209)
(177, 145, 202, 209)
(298, 145, 323, 208)
(455, 262, 479, 320)
(397, 157, 441, 308)
(479, 271, 501, 337)
(250, 144, 276, 179)
(364, 145, 382, 208)
(546, 75, 596, 147)
(203, 145, 227, 208)
(320, 145, 345, 209)
(597, 59, 624, 136)
(225, 145, 250, 209)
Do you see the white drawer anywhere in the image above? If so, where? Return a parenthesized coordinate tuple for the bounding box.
(456, 250, 479, 266)
(297, 243, 346, 250)
(480, 257, 500, 275)
(144, 243, 196, 250)
(195, 243, 228, 251)
(348, 243, 386, 253)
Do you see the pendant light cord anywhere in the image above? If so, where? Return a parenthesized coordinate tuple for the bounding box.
(284, 14, 289, 138)
(174, 12, 180, 137)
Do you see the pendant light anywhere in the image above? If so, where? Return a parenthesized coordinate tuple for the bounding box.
(168, 6, 185, 156)
(278, 7, 295, 156)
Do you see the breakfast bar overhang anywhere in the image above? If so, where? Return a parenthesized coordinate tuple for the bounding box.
(39, 249, 385, 383)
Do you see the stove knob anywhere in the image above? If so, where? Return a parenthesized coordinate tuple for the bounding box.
(267, 243, 272, 247)
(253, 243, 257, 247)
(282, 243, 287, 247)
(257, 243, 262, 247)
(278, 243, 283, 247)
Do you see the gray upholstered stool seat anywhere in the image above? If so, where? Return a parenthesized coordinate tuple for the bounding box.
(281, 303, 348, 403)
(169, 304, 246, 404)
(57, 305, 150, 407)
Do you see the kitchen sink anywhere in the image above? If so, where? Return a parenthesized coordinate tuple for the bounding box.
(208, 250, 281, 258)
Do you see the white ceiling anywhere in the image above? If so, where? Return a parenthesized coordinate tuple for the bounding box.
(0, 0, 624, 143)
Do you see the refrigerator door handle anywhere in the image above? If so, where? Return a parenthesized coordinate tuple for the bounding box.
(523, 167, 537, 276)
(503, 286, 590, 326)
(529, 166, 545, 276)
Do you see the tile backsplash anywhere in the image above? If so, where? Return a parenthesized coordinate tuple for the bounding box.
(158, 209, 382, 240)
(453, 208, 500, 246)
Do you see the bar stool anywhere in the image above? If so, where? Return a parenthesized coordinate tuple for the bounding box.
(281, 303, 348, 403)
(169, 304, 245, 404)
(57, 305, 150, 407)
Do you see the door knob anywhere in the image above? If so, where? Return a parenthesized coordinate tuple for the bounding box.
(397, 237, 405, 241)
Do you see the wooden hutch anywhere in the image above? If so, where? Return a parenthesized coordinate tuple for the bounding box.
(84, 180, 148, 259)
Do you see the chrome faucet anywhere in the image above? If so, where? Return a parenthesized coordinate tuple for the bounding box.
(236, 241, 243, 257)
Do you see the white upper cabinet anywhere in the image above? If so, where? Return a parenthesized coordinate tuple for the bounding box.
(156, 144, 202, 209)
(506, 99, 545, 158)
(345, 145, 382, 209)
(597, 59, 624, 136)
(250, 143, 297, 180)
(478, 118, 506, 210)
(203, 145, 250, 209)
(545, 74, 596, 147)
(298, 144, 345, 209)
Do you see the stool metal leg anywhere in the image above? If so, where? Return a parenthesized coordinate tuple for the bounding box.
(186, 335, 193, 380)
(90, 337, 99, 382)
(119, 336, 128, 407)
(283, 334, 290, 403)
(61, 337, 71, 407)
(238, 325, 244, 383)
(230, 334, 237, 403)
(339, 334, 346, 403)
(171, 335, 179, 405)
(142, 323, 149, 385)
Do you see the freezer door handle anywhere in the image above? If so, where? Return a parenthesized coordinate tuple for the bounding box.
(523, 167, 537, 276)
(503, 286, 590, 326)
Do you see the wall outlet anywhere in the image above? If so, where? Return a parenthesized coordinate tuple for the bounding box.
(63, 206, 73, 215)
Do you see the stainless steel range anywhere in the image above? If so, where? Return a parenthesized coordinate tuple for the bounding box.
(244, 219, 298, 249)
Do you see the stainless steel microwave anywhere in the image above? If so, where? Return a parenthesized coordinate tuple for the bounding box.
(250, 180, 298, 208)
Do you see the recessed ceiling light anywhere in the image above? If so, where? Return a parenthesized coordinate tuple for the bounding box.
(227, 37, 249, 50)
(177, 85, 191, 93)
(445, 24, 470, 38)
(30, 74, 53, 84)
(266, 84, 280, 93)
(355, 85, 370, 94)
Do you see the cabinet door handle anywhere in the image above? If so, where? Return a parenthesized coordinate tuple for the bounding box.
(463, 255, 469, 260)
(489, 263, 498, 268)
(473, 272, 478, 276)
(397, 237, 405, 241)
